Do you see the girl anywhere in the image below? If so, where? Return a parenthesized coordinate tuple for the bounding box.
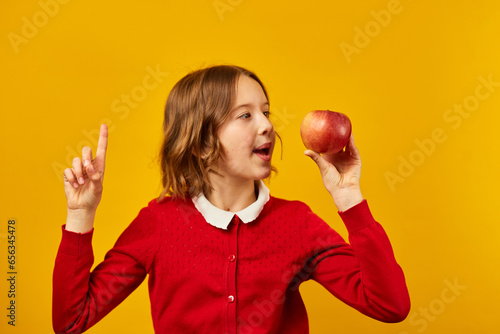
(53, 65, 410, 334)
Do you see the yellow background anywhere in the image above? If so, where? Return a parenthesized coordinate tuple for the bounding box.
(1, 0, 499, 333)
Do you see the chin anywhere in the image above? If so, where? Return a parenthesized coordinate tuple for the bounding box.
(255, 168, 272, 180)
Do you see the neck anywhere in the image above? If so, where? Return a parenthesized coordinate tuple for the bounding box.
(206, 176, 257, 212)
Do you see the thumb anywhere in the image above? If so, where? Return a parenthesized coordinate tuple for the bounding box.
(304, 150, 329, 174)
(85, 162, 103, 191)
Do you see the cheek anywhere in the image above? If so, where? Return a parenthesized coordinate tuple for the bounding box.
(218, 123, 256, 156)
(224, 141, 248, 157)
(223, 130, 253, 150)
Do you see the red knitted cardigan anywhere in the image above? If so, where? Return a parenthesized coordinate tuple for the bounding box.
(52, 197, 410, 333)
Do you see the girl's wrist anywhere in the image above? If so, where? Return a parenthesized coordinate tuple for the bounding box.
(65, 208, 96, 233)
(330, 186, 364, 212)
(67, 207, 96, 219)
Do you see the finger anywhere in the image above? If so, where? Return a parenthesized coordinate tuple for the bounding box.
(85, 160, 99, 182)
(343, 135, 352, 155)
(63, 168, 79, 189)
(72, 157, 85, 185)
(86, 162, 103, 193)
(82, 146, 94, 168)
(347, 133, 361, 159)
(94, 124, 108, 169)
(304, 150, 330, 174)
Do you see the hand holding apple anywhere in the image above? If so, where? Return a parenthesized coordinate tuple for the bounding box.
(301, 111, 363, 211)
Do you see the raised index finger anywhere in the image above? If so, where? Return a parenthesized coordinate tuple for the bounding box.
(95, 124, 108, 166)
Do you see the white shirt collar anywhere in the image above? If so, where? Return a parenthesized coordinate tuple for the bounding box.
(191, 180, 270, 230)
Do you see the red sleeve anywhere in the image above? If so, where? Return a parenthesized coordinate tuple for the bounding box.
(52, 206, 160, 334)
(303, 200, 410, 323)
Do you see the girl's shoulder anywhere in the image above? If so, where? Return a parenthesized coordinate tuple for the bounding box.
(146, 195, 193, 208)
(266, 195, 312, 215)
(143, 195, 199, 220)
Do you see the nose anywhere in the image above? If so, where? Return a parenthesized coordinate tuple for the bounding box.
(258, 113, 274, 136)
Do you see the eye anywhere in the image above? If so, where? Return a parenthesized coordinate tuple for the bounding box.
(238, 112, 251, 119)
(263, 111, 270, 118)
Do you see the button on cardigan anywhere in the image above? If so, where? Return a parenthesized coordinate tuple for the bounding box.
(52, 194, 410, 334)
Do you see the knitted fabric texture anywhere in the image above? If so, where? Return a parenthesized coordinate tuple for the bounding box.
(52, 197, 410, 334)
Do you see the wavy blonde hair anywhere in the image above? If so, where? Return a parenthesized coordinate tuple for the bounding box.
(157, 65, 279, 201)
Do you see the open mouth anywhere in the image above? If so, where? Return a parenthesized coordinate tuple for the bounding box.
(253, 147, 270, 155)
(253, 143, 272, 161)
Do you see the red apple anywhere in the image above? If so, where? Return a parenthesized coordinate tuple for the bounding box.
(300, 110, 352, 154)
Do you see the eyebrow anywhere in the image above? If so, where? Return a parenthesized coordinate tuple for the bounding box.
(232, 102, 270, 112)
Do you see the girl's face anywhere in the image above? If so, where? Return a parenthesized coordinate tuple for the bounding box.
(215, 75, 275, 183)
